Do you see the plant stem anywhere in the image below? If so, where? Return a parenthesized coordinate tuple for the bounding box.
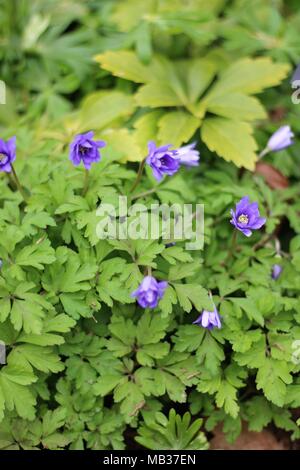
(11, 165, 28, 202)
(258, 147, 269, 159)
(224, 230, 238, 265)
(82, 169, 89, 196)
(131, 187, 157, 201)
(130, 158, 146, 193)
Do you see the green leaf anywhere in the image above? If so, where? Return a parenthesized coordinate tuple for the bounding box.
(114, 380, 145, 422)
(10, 345, 64, 374)
(230, 297, 264, 326)
(168, 261, 200, 280)
(201, 117, 258, 170)
(55, 196, 89, 214)
(173, 283, 210, 312)
(108, 316, 136, 357)
(0, 298, 11, 323)
(245, 397, 273, 432)
(22, 212, 56, 235)
(256, 358, 292, 406)
(97, 258, 133, 307)
(43, 252, 97, 294)
(11, 297, 45, 334)
(0, 363, 36, 421)
(234, 336, 266, 368)
(135, 21, 152, 64)
(135, 312, 170, 366)
(173, 325, 206, 353)
(43, 313, 76, 334)
(135, 240, 164, 267)
(93, 374, 124, 398)
(136, 312, 169, 345)
(197, 365, 245, 418)
(196, 331, 225, 375)
(60, 293, 91, 319)
(161, 246, 193, 265)
(159, 285, 177, 316)
(15, 239, 56, 270)
(42, 408, 66, 437)
(136, 408, 208, 450)
(137, 343, 170, 367)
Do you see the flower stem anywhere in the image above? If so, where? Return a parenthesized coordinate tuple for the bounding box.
(258, 147, 270, 159)
(131, 187, 157, 201)
(82, 169, 89, 196)
(11, 165, 28, 202)
(224, 230, 238, 265)
(130, 158, 146, 193)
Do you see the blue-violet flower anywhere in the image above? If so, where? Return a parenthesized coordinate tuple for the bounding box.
(146, 141, 180, 181)
(272, 264, 283, 280)
(230, 196, 266, 237)
(193, 306, 221, 330)
(131, 276, 168, 309)
(70, 131, 106, 170)
(0, 136, 16, 173)
(176, 142, 200, 167)
(267, 125, 294, 152)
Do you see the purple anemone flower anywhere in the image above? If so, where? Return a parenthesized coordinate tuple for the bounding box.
(230, 196, 266, 237)
(267, 125, 294, 152)
(272, 264, 283, 280)
(70, 131, 106, 170)
(146, 141, 180, 181)
(0, 136, 16, 173)
(176, 142, 200, 167)
(193, 306, 221, 330)
(131, 276, 168, 309)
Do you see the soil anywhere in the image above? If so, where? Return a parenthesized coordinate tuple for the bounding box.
(210, 422, 300, 450)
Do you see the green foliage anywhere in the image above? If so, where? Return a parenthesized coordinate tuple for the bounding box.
(95, 52, 288, 168)
(136, 409, 208, 450)
(1, 0, 300, 452)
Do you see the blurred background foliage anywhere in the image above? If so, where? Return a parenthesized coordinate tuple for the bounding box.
(0, 0, 299, 171)
(0, 0, 300, 450)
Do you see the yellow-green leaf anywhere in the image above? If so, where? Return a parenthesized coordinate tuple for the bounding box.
(94, 51, 150, 83)
(206, 58, 289, 98)
(103, 128, 143, 162)
(135, 82, 183, 107)
(79, 91, 136, 131)
(186, 58, 216, 103)
(158, 111, 200, 147)
(133, 111, 164, 152)
(201, 118, 258, 170)
(206, 93, 267, 121)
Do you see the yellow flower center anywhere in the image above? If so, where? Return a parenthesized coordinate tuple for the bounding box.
(0, 153, 6, 162)
(238, 214, 249, 224)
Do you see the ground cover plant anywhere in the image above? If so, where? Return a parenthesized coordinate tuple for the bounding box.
(0, 0, 300, 450)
